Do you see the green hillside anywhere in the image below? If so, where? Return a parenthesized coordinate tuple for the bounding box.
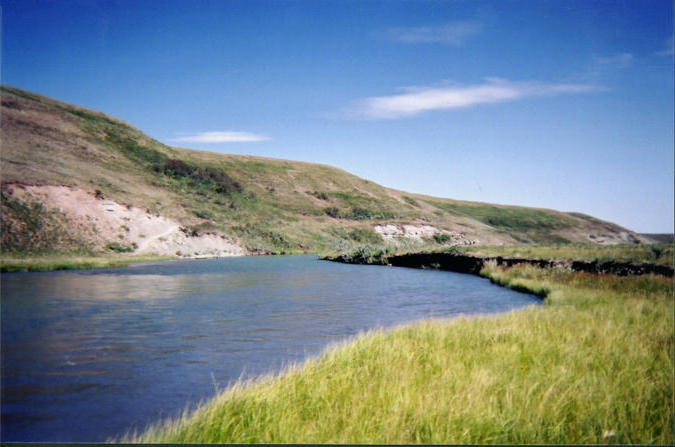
(0, 85, 645, 256)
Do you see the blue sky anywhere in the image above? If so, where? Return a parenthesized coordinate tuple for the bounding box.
(2, 0, 673, 233)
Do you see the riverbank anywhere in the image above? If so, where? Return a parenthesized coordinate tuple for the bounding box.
(0, 253, 176, 272)
(3, 242, 671, 274)
(325, 243, 674, 277)
(125, 260, 673, 444)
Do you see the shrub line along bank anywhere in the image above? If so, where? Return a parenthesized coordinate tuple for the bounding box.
(326, 251, 674, 278)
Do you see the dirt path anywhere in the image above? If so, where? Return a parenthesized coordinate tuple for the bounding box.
(135, 224, 181, 253)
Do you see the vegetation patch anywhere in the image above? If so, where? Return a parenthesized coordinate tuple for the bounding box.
(324, 207, 340, 218)
(346, 207, 396, 221)
(432, 233, 452, 244)
(460, 242, 674, 266)
(347, 228, 384, 244)
(1, 190, 90, 254)
(104, 129, 166, 165)
(230, 223, 297, 253)
(106, 242, 135, 253)
(323, 206, 396, 221)
(329, 245, 393, 265)
(161, 159, 242, 195)
(424, 201, 576, 244)
(308, 191, 329, 201)
(428, 201, 571, 231)
(402, 196, 419, 207)
(0, 254, 172, 273)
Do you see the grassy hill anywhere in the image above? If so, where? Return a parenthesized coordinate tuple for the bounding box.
(0, 85, 645, 256)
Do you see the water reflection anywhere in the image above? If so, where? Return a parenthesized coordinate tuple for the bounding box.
(1, 256, 540, 442)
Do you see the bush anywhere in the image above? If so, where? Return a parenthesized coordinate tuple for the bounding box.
(348, 228, 384, 244)
(106, 242, 134, 253)
(162, 159, 243, 195)
(324, 207, 340, 218)
(349, 207, 374, 220)
(340, 245, 392, 265)
(309, 191, 329, 200)
(402, 196, 419, 207)
(433, 233, 452, 244)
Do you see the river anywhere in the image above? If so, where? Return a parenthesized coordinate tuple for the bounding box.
(1, 255, 540, 441)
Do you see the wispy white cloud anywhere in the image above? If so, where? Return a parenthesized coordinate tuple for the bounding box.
(345, 78, 599, 119)
(377, 21, 482, 45)
(172, 131, 270, 143)
(594, 53, 634, 69)
(656, 35, 674, 56)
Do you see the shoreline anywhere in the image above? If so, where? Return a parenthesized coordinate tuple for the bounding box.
(0, 253, 180, 273)
(3, 245, 673, 276)
(325, 250, 674, 277)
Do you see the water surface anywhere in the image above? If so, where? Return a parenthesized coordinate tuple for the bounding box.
(1, 255, 540, 441)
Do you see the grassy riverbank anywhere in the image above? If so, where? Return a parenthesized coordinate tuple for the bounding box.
(126, 262, 673, 444)
(461, 242, 674, 266)
(323, 241, 674, 266)
(0, 253, 175, 272)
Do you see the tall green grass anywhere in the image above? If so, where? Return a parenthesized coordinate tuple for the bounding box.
(126, 264, 673, 444)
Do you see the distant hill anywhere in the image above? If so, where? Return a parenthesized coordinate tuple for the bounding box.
(639, 234, 674, 243)
(0, 85, 647, 256)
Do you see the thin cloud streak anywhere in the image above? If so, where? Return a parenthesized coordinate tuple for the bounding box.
(378, 21, 482, 45)
(347, 79, 599, 119)
(172, 131, 270, 143)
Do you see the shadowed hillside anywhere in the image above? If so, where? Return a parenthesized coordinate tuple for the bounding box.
(0, 85, 646, 256)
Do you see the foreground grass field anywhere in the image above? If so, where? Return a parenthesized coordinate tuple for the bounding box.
(0, 253, 174, 272)
(126, 263, 673, 444)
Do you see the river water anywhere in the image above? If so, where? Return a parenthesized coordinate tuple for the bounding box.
(1, 255, 540, 441)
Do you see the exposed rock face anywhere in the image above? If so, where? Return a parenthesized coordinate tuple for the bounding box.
(586, 231, 642, 245)
(2, 183, 245, 258)
(373, 224, 478, 245)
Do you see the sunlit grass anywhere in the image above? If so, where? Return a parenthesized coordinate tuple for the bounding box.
(126, 264, 673, 444)
(0, 253, 174, 272)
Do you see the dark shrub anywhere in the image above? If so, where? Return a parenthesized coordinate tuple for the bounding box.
(324, 207, 340, 218)
(162, 159, 243, 194)
(106, 242, 134, 253)
(433, 233, 452, 244)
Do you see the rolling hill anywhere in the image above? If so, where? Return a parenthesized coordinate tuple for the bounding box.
(0, 85, 647, 257)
